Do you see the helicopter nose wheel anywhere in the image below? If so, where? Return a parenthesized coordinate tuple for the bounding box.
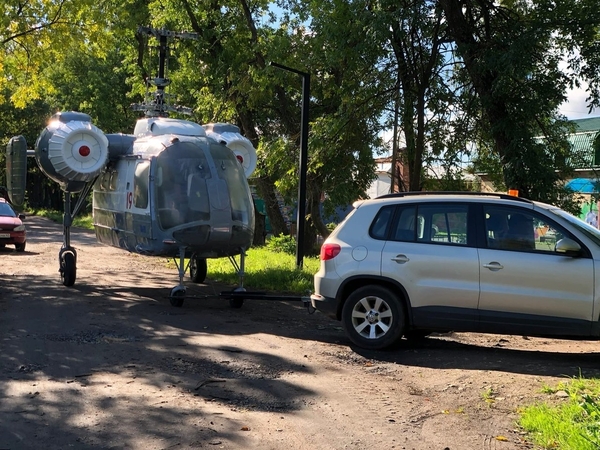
(229, 287, 245, 309)
(189, 253, 207, 283)
(169, 286, 186, 307)
(59, 248, 77, 287)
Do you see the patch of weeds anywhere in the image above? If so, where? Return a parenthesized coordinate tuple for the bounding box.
(519, 374, 600, 450)
(481, 386, 496, 406)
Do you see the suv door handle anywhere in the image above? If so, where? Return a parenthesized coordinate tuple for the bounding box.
(391, 254, 409, 264)
(483, 262, 504, 271)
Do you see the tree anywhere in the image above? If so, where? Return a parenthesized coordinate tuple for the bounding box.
(148, 0, 388, 251)
(277, 0, 389, 238)
(439, 0, 600, 209)
(45, 47, 138, 133)
(1, 0, 151, 209)
(383, 0, 449, 191)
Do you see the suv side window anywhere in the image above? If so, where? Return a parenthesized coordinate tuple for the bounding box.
(392, 206, 418, 241)
(386, 203, 469, 245)
(417, 204, 469, 245)
(484, 206, 571, 253)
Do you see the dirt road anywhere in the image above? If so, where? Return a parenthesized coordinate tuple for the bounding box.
(2, 216, 600, 449)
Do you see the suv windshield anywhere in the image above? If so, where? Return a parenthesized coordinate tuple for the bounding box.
(550, 208, 600, 246)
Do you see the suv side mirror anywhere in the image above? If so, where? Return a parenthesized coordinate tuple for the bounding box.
(555, 238, 581, 256)
(18, 213, 25, 221)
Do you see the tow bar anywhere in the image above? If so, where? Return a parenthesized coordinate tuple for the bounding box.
(219, 290, 316, 314)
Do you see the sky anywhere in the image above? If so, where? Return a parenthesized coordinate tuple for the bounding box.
(560, 82, 598, 119)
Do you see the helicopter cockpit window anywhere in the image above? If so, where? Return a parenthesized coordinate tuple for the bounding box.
(133, 161, 150, 209)
(156, 141, 211, 229)
(187, 174, 210, 221)
(209, 144, 253, 227)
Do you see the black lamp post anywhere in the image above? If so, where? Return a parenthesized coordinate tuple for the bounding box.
(270, 62, 310, 269)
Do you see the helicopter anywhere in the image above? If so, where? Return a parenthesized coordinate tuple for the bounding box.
(4, 27, 258, 308)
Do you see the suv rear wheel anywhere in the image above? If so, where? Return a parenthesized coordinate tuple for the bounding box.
(341, 285, 405, 350)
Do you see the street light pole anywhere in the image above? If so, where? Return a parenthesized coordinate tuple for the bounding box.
(270, 62, 310, 269)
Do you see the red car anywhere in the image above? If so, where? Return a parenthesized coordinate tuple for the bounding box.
(0, 198, 26, 252)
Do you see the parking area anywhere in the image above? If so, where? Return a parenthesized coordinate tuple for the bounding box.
(2, 217, 600, 449)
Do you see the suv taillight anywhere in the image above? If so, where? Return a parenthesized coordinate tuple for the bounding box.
(321, 243, 341, 261)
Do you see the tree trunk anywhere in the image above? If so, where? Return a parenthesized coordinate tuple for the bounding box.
(307, 181, 330, 238)
(253, 176, 289, 237)
(252, 203, 266, 246)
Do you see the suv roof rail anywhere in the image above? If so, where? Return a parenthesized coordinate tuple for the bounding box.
(376, 191, 533, 204)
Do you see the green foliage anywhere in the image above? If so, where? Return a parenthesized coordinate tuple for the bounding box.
(266, 234, 297, 255)
(30, 210, 94, 229)
(2, 0, 600, 221)
(206, 247, 319, 293)
(440, 0, 600, 210)
(520, 376, 600, 450)
(44, 47, 139, 133)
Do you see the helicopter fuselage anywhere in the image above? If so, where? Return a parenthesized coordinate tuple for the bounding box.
(4, 27, 261, 295)
(93, 118, 255, 258)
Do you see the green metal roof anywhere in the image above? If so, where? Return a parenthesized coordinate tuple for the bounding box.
(569, 131, 597, 166)
(571, 117, 600, 132)
(568, 118, 600, 167)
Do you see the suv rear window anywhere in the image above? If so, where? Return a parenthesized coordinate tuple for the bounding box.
(370, 205, 395, 239)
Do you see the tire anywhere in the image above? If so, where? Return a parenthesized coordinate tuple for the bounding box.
(229, 298, 245, 309)
(61, 252, 76, 287)
(341, 285, 405, 350)
(170, 289, 185, 307)
(189, 255, 207, 283)
(229, 287, 245, 309)
(15, 242, 26, 252)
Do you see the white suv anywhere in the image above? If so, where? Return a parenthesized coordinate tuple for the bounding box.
(311, 192, 600, 349)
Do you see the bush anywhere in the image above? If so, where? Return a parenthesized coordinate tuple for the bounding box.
(266, 234, 297, 255)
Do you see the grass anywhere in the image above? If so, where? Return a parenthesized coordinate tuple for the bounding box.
(481, 386, 497, 406)
(31, 209, 94, 229)
(29, 210, 320, 294)
(206, 247, 320, 294)
(519, 376, 600, 450)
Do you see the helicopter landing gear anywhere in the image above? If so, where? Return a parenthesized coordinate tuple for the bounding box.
(169, 286, 186, 307)
(226, 250, 248, 308)
(59, 248, 77, 287)
(189, 253, 207, 283)
(57, 184, 94, 287)
(229, 287, 245, 309)
(170, 246, 189, 307)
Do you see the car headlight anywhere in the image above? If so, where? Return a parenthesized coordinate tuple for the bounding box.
(14, 225, 25, 232)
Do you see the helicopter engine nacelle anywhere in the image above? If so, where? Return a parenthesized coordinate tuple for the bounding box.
(203, 123, 257, 178)
(35, 112, 109, 192)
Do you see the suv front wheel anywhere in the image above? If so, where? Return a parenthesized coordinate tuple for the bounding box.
(341, 285, 405, 350)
